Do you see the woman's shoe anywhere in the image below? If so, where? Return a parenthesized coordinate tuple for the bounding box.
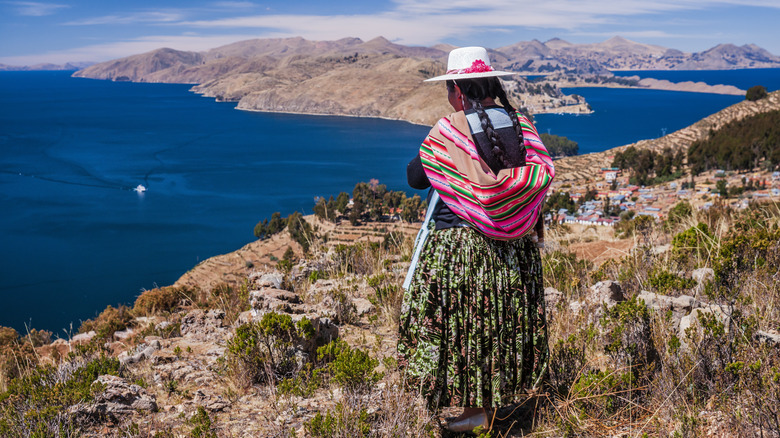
(444, 410, 489, 432)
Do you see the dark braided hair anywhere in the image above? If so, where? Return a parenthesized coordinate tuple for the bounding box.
(446, 77, 525, 169)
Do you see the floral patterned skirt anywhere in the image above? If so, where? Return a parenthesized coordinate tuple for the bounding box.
(398, 226, 548, 409)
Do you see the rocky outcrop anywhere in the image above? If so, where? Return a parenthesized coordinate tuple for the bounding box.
(69, 375, 157, 422)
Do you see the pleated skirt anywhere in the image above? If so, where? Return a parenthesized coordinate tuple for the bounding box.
(398, 226, 548, 409)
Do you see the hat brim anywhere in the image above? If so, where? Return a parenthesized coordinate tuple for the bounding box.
(424, 70, 517, 82)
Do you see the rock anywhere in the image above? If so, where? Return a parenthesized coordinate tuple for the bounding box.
(119, 339, 161, 365)
(679, 304, 732, 351)
(308, 279, 339, 297)
(249, 289, 303, 314)
(639, 291, 701, 329)
(691, 267, 715, 299)
(544, 287, 563, 309)
(193, 389, 230, 412)
(69, 375, 157, 421)
(691, 268, 715, 285)
(352, 298, 375, 316)
(755, 330, 780, 346)
(113, 328, 134, 341)
(638, 290, 674, 312)
(251, 271, 284, 289)
(71, 331, 96, 345)
(586, 281, 624, 308)
(96, 375, 157, 411)
(180, 309, 228, 342)
(672, 295, 698, 313)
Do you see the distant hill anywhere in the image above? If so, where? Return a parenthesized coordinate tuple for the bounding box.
(0, 61, 93, 71)
(71, 36, 780, 125)
(553, 90, 780, 183)
(493, 36, 780, 72)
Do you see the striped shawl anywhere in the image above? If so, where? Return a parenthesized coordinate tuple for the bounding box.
(420, 110, 554, 240)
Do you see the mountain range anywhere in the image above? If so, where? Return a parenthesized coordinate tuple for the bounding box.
(68, 36, 780, 125)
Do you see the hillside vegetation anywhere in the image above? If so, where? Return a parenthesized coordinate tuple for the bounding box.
(688, 109, 780, 174)
(2, 184, 779, 437)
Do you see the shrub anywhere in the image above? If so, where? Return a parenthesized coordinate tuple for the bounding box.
(21, 329, 51, 348)
(0, 350, 120, 437)
(134, 285, 190, 316)
(277, 363, 324, 398)
(666, 200, 693, 226)
(287, 211, 315, 252)
(305, 402, 371, 437)
(600, 296, 658, 386)
(332, 243, 381, 276)
(222, 313, 316, 387)
(745, 85, 768, 101)
(317, 340, 382, 392)
(647, 269, 696, 295)
(542, 250, 591, 296)
(671, 222, 714, 268)
(189, 406, 217, 438)
(78, 305, 133, 339)
(367, 274, 403, 325)
(200, 282, 250, 326)
(614, 214, 655, 239)
(548, 331, 589, 398)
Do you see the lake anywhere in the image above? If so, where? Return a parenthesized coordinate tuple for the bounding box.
(1, 68, 777, 333)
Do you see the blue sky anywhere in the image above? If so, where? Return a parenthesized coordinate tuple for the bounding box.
(1, 0, 779, 66)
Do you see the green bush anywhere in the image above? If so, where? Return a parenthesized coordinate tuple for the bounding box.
(223, 313, 316, 386)
(0, 351, 120, 437)
(305, 402, 371, 437)
(189, 406, 217, 438)
(745, 85, 768, 101)
(647, 269, 696, 295)
(600, 296, 658, 385)
(614, 214, 655, 239)
(317, 340, 382, 392)
(671, 222, 713, 268)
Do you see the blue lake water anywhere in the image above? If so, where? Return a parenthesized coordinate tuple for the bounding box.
(1, 68, 778, 333)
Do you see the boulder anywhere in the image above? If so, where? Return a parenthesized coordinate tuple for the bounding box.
(544, 287, 563, 309)
(352, 298, 375, 316)
(249, 289, 303, 314)
(118, 339, 161, 365)
(691, 268, 714, 285)
(71, 331, 96, 345)
(755, 330, 780, 346)
(679, 304, 731, 351)
(638, 291, 701, 328)
(250, 271, 284, 289)
(113, 328, 134, 341)
(181, 309, 228, 342)
(193, 389, 230, 412)
(69, 375, 157, 421)
(586, 281, 625, 308)
(691, 268, 715, 298)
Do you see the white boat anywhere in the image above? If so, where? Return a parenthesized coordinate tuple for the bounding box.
(134, 184, 147, 193)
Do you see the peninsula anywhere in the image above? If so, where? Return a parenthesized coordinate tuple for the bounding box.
(72, 36, 780, 125)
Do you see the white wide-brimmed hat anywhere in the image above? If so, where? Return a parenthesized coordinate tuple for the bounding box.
(425, 46, 516, 82)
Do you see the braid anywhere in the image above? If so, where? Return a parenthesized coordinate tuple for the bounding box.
(470, 97, 512, 168)
(495, 82, 526, 164)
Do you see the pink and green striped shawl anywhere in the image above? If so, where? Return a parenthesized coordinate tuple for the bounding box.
(419, 110, 554, 240)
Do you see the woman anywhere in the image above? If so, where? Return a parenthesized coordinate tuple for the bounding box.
(398, 47, 553, 432)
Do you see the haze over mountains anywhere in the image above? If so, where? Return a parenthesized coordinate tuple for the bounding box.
(61, 36, 780, 125)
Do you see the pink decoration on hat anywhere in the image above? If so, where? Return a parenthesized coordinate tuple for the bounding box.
(464, 59, 493, 74)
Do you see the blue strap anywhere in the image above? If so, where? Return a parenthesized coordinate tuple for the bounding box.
(403, 191, 440, 291)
